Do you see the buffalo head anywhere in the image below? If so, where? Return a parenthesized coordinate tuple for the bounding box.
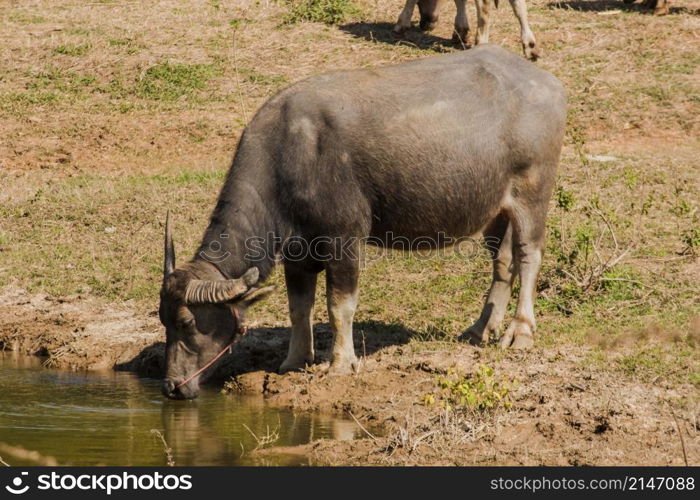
(158, 213, 273, 399)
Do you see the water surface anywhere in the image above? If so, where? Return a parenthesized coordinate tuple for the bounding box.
(0, 353, 360, 466)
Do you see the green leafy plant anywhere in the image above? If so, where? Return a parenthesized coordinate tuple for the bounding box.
(682, 227, 700, 255)
(556, 186, 575, 212)
(423, 366, 516, 412)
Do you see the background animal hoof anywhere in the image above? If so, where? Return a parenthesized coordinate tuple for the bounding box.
(419, 17, 438, 31)
(393, 24, 408, 36)
(525, 44, 540, 61)
(452, 31, 472, 49)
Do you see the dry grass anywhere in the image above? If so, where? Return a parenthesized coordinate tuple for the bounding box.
(243, 419, 282, 450)
(1, 0, 698, 372)
(150, 429, 175, 466)
(0, 0, 699, 464)
(0, 442, 59, 466)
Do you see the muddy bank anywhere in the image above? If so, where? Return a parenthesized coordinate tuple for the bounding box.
(1, 286, 698, 465)
(0, 286, 162, 371)
(230, 343, 699, 466)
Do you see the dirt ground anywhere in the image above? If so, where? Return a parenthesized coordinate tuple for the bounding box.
(2, 285, 698, 465)
(1, 0, 699, 465)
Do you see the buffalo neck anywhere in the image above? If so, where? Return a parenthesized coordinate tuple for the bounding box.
(191, 136, 282, 282)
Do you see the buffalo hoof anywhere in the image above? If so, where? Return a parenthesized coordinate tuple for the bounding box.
(327, 357, 358, 376)
(278, 356, 313, 374)
(498, 320, 535, 349)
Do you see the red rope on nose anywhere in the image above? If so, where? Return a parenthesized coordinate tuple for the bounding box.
(174, 306, 246, 391)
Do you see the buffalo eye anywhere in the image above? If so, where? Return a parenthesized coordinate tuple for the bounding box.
(178, 317, 195, 329)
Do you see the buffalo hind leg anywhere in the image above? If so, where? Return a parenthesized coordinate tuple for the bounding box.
(499, 196, 548, 349)
(464, 213, 515, 345)
(509, 0, 539, 60)
(279, 264, 317, 373)
(325, 254, 360, 375)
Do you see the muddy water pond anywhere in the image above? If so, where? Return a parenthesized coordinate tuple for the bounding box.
(0, 353, 361, 466)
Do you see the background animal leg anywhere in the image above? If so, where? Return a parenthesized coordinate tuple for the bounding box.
(653, 0, 669, 15)
(418, 0, 441, 31)
(508, 0, 539, 60)
(474, 0, 492, 45)
(395, 0, 418, 34)
(452, 0, 471, 47)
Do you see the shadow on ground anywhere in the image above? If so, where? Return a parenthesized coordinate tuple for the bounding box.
(547, 0, 696, 14)
(339, 22, 462, 52)
(115, 320, 422, 380)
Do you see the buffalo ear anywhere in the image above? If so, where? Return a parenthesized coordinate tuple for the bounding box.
(236, 286, 275, 309)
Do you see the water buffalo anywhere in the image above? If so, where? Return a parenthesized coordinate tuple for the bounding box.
(159, 45, 567, 399)
(394, 0, 540, 60)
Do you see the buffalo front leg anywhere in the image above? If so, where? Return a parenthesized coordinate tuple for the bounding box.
(474, 0, 492, 45)
(453, 0, 471, 47)
(464, 214, 515, 345)
(499, 197, 549, 349)
(279, 264, 317, 373)
(395, 0, 418, 35)
(325, 255, 360, 375)
(508, 0, 539, 60)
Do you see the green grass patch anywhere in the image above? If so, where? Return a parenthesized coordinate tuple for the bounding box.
(615, 345, 698, 386)
(242, 70, 288, 88)
(136, 62, 220, 101)
(53, 43, 92, 57)
(0, 91, 59, 111)
(283, 0, 362, 25)
(27, 67, 97, 94)
(8, 13, 47, 24)
(0, 170, 226, 302)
